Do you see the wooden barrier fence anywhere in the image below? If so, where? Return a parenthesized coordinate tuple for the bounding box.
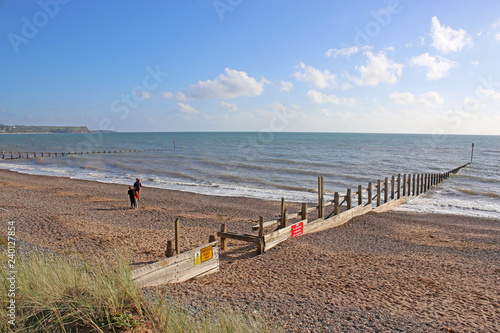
(131, 218, 219, 287)
(221, 163, 470, 254)
(1, 148, 169, 160)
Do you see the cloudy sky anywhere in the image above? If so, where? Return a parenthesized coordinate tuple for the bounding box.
(1, 0, 500, 134)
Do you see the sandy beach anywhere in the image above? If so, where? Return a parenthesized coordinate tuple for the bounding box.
(1, 169, 499, 332)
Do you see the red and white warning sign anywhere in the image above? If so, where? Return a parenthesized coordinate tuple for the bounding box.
(291, 220, 304, 238)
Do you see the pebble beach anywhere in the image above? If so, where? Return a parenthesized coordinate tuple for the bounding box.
(2, 169, 499, 332)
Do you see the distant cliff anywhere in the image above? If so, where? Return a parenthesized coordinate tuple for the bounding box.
(0, 125, 114, 134)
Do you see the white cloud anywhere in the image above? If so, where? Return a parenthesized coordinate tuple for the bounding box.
(292, 62, 337, 88)
(410, 53, 457, 80)
(389, 92, 415, 104)
(390, 91, 444, 108)
(353, 51, 403, 86)
(170, 68, 268, 100)
(492, 17, 500, 30)
(496, 33, 500, 41)
(162, 91, 187, 101)
(219, 100, 238, 112)
(325, 45, 372, 58)
(430, 16, 472, 53)
(176, 103, 199, 114)
(307, 90, 355, 105)
(478, 88, 500, 100)
(279, 80, 293, 92)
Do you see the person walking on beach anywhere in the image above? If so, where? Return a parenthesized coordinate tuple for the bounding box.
(134, 178, 142, 201)
(127, 186, 137, 209)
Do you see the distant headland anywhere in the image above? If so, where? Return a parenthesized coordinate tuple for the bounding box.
(0, 124, 115, 134)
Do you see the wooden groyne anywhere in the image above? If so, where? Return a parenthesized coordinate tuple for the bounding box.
(222, 163, 471, 255)
(1, 148, 168, 160)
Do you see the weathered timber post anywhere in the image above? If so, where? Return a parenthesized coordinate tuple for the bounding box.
(428, 174, 432, 190)
(282, 209, 288, 228)
(26, 152, 29, 158)
(10, 151, 13, 159)
(391, 175, 395, 200)
(423, 174, 427, 193)
(165, 240, 175, 257)
(257, 216, 264, 255)
(402, 174, 406, 197)
(384, 178, 388, 203)
(412, 174, 416, 195)
(397, 174, 401, 199)
(62, 152, 65, 157)
(301, 203, 308, 220)
(174, 218, 180, 255)
(2, 150, 4, 159)
(220, 224, 227, 250)
(334, 192, 339, 215)
(415, 174, 420, 195)
(367, 182, 372, 205)
(406, 174, 410, 196)
(55, 152, 58, 157)
(208, 235, 216, 242)
(376, 180, 381, 207)
(318, 176, 324, 219)
(358, 185, 362, 206)
(18, 152, 21, 158)
(280, 198, 286, 228)
(471, 143, 474, 163)
(41, 152, 44, 157)
(34, 152, 36, 158)
(420, 174, 424, 194)
(346, 188, 352, 210)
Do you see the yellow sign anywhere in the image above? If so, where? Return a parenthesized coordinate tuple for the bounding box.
(200, 246, 213, 262)
(194, 251, 201, 266)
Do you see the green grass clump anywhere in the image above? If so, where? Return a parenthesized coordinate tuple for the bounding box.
(0, 251, 279, 333)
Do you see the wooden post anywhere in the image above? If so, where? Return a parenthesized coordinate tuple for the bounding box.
(301, 203, 308, 220)
(220, 224, 227, 250)
(358, 185, 362, 206)
(471, 143, 474, 163)
(416, 174, 420, 195)
(423, 174, 427, 193)
(397, 174, 401, 199)
(334, 192, 339, 215)
(2, 150, 4, 159)
(318, 176, 324, 219)
(257, 216, 264, 255)
(412, 174, 416, 195)
(367, 182, 372, 205)
(55, 152, 58, 157)
(420, 174, 424, 194)
(208, 235, 216, 242)
(376, 180, 381, 207)
(165, 240, 175, 257)
(346, 188, 352, 210)
(10, 151, 13, 159)
(391, 175, 395, 200)
(174, 218, 180, 256)
(41, 152, 44, 157)
(428, 174, 431, 190)
(18, 152, 21, 158)
(280, 198, 286, 228)
(281, 209, 288, 228)
(402, 174, 406, 197)
(26, 152, 29, 158)
(384, 177, 388, 203)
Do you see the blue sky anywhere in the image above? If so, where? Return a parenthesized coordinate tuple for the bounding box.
(1, 0, 500, 134)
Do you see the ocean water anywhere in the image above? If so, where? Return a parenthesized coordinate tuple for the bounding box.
(1, 132, 499, 219)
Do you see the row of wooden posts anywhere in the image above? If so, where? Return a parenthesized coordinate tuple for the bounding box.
(1, 148, 168, 159)
(219, 163, 471, 255)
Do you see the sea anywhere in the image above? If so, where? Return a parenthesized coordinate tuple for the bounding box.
(1, 132, 499, 219)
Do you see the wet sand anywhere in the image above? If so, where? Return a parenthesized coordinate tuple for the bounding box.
(1, 169, 499, 332)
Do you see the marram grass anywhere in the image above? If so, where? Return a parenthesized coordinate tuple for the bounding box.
(0, 250, 280, 332)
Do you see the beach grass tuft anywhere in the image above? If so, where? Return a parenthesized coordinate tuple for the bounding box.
(0, 250, 279, 332)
